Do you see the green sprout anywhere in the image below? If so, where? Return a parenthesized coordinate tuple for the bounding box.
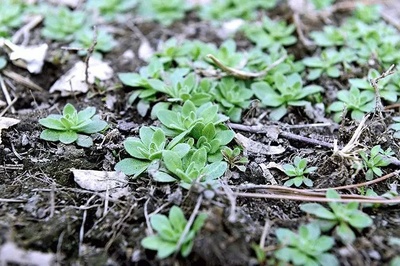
(222, 146, 249, 172)
(71, 28, 116, 58)
(115, 126, 190, 178)
(0, 0, 24, 37)
(213, 77, 253, 122)
(39, 104, 108, 147)
(310, 0, 334, 10)
(158, 147, 227, 188)
(141, 206, 207, 259)
(303, 49, 343, 80)
(282, 156, 317, 187)
(328, 87, 375, 122)
(243, 16, 297, 50)
(275, 223, 338, 266)
(300, 189, 373, 244)
(359, 145, 391, 180)
(310, 26, 346, 47)
(252, 73, 322, 121)
(42, 7, 87, 42)
(86, 0, 137, 21)
(349, 69, 397, 102)
(138, 0, 190, 26)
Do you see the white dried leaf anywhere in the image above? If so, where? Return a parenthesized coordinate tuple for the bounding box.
(49, 58, 113, 96)
(0, 242, 55, 266)
(72, 169, 128, 191)
(4, 40, 48, 73)
(217, 19, 245, 39)
(235, 133, 285, 155)
(0, 117, 20, 144)
(138, 41, 154, 62)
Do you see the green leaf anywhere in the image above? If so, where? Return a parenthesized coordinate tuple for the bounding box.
(153, 171, 176, 182)
(348, 212, 373, 229)
(77, 107, 96, 122)
(171, 143, 191, 158)
(76, 134, 93, 147)
(301, 204, 336, 219)
(169, 206, 187, 232)
(39, 117, 66, 130)
(63, 103, 76, 116)
(40, 129, 61, 142)
(269, 105, 288, 121)
(78, 119, 108, 133)
(156, 241, 177, 259)
(115, 158, 149, 177)
(336, 222, 355, 244)
(118, 72, 144, 87)
(124, 137, 148, 159)
(163, 150, 183, 175)
(141, 235, 165, 250)
(59, 131, 78, 144)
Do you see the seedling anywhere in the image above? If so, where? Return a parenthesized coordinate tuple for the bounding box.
(282, 156, 317, 187)
(213, 77, 253, 122)
(303, 49, 343, 80)
(115, 126, 190, 178)
(222, 146, 248, 172)
(359, 145, 391, 180)
(275, 223, 338, 266)
(157, 147, 227, 188)
(138, 0, 190, 26)
(71, 28, 116, 58)
(141, 206, 207, 259)
(328, 87, 375, 122)
(0, 0, 24, 37)
(252, 73, 322, 121)
(349, 68, 397, 102)
(199, 0, 278, 21)
(41, 6, 87, 42)
(310, 0, 334, 10)
(310, 26, 346, 47)
(156, 100, 229, 139)
(86, 0, 137, 21)
(243, 16, 297, 50)
(300, 189, 373, 244)
(39, 104, 108, 147)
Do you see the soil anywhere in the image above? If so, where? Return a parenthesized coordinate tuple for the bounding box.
(1, 1, 400, 266)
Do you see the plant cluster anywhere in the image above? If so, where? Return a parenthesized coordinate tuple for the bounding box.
(39, 104, 108, 147)
(138, 0, 190, 26)
(0, 0, 25, 37)
(115, 100, 233, 188)
(198, 0, 278, 21)
(275, 223, 338, 266)
(243, 16, 297, 51)
(282, 156, 317, 187)
(359, 145, 391, 180)
(86, 0, 137, 21)
(141, 206, 207, 259)
(300, 189, 373, 244)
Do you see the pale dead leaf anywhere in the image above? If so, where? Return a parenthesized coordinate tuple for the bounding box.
(138, 41, 154, 62)
(72, 169, 128, 191)
(2, 39, 48, 74)
(235, 133, 285, 156)
(217, 19, 245, 39)
(0, 242, 55, 266)
(0, 117, 20, 144)
(49, 58, 113, 96)
(259, 163, 278, 185)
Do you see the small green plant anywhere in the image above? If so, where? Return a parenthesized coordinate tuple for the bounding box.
(303, 49, 343, 80)
(300, 189, 373, 244)
(252, 73, 322, 121)
(359, 145, 391, 180)
(156, 100, 229, 139)
(138, 0, 190, 26)
(328, 87, 375, 122)
(42, 7, 87, 41)
(310, 0, 334, 10)
(310, 26, 346, 47)
(243, 16, 297, 50)
(282, 156, 317, 187)
(275, 223, 338, 266)
(71, 28, 116, 58)
(141, 206, 207, 259)
(353, 4, 381, 23)
(86, 0, 137, 21)
(222, 146, 249, 172)
(157, 147, 227, 188)
(0, 0, 24, 37)
(213, 77, 253, 122)
(39, 104, 108, 147)
(115, 126, 190, 178)
(349, 69, 397, 102)
(389, 116, 400, 139)
(198, 0, 278, 21)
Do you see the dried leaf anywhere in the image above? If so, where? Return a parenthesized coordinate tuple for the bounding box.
(235, 133, 285, 155)
(0, 117, 20, 144)
(72, 169, 128, 191)
(0, 242, 55, 266)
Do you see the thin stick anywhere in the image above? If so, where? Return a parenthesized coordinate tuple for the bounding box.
(310, 170, 400, 192)
(85, 26, 98, 86)
(2, 70, 44, 91)
(292, 13, 314, 48)
(79, 195, 96, 257)
(12, 15, 43, 45)
(370, 64, 396, 115)
(0, 74, 14, 113)
(260, 219, 271, 249)
(174, 194, 203, 257)
(144, 197, 154, 235)
(0, 96, 18, 117)
(0, 198, 27, 203)
(207, 53, 287, 79)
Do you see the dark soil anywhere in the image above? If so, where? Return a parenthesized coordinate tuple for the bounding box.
(1, 1, 400, 266)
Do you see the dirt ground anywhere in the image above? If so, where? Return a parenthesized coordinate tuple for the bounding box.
(2, 1, 400, 265)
